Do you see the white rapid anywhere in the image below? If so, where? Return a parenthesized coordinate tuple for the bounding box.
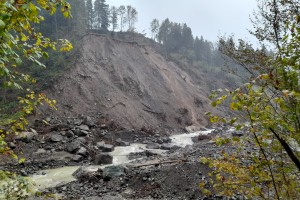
(31, 129, 213, 190)
(170, 130, 213, 147)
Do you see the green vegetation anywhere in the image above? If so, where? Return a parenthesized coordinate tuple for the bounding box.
(0, 0, 72, 198)
(202, 0, 300, 199)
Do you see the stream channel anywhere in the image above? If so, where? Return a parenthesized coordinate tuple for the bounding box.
(31, 129, 213, 190)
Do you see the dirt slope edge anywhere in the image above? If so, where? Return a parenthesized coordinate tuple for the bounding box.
(43, 34, 214, 130)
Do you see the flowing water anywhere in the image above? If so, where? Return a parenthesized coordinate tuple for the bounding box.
(31, 130, 213, 190)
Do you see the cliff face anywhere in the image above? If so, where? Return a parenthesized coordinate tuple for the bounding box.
(44, 34, 215, 130)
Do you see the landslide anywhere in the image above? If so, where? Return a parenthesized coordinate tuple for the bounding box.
(43, 33, 215, 130)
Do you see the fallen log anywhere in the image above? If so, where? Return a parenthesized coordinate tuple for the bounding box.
(128, 158, 187, 168)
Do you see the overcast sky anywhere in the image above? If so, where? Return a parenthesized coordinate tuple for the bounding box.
(106, 0, 258, 44)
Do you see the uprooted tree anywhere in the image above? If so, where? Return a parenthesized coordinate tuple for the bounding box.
(0, 0, 72, 198)
(202, 0, 300, 199)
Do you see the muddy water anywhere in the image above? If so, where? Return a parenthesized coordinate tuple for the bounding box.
(31, 130, 213, 190)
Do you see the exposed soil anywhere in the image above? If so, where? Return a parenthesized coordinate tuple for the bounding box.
(39, 33, 219, 131)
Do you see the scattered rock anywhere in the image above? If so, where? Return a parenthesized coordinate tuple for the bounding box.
(145, 150, 157, 157)
(45, 117, 51, 122)
(74, 129, 88, 137)
(66, 141, 81, 153)
(115, 138, 130, 146)
(15, 131, 38, 143)
(33, 148, 47, 156)
(65, 130, 75, 138)
(97, 142, 114, 152)
(185, 125, 203, 133)
(162, 137, 171, 143)
(78, 125, 89, 131)
(94, 153, 113, 165)
(99, 124, 107, 129)
(73, 166, 90, 179)
(72, 155, 83, 162)
(76, 137, 87, 144)
(146, 143, 160, 149)
(103, 165, 126, 180)
(77, 147, 88, 157)
(8, 142, 16, 149)
(198, 134, 212, 140)
(50, 134, 64, 142)
(232, 131, 243, 137)
(83, 116, 94, 127)
(160, 143, 179, 150)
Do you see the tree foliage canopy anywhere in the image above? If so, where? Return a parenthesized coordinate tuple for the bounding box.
(202, 0, 300, 199)
(0, 0, 73, 198)
(0, 0, 72, 159)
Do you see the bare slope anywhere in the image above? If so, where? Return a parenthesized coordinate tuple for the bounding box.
(45, 34, 213, 130)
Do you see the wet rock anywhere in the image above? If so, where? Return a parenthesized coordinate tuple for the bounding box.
(97, 142, 114, 152)
(50, 134, 63, 142)
(78, 125, 89, 131)
(160, 143, 180, 150)
(15, 131, 38, 143)
(162, 137, 171, 143)
(198, 134, 211, 140)
(66, 141, 81, 153)
(77, 147, 88, 157)
(73, 166, 90, 179)
(94, 153, 113, 165)
(115, 138, 129, 146)
(145, 150, 157, 157)
(72, 155, 83, 162)
(156, 138, 164, 144)
(103, 165, 126, 180)
(146, 143, 160, 149)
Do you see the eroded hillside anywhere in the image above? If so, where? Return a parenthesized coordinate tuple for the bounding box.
(44, 34, 215, 130)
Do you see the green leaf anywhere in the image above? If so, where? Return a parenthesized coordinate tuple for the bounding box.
(0, 19, 5, 27)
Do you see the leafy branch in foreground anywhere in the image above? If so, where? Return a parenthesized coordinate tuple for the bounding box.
(201, 0, 300, 199)
(0, 0, 72, 198)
